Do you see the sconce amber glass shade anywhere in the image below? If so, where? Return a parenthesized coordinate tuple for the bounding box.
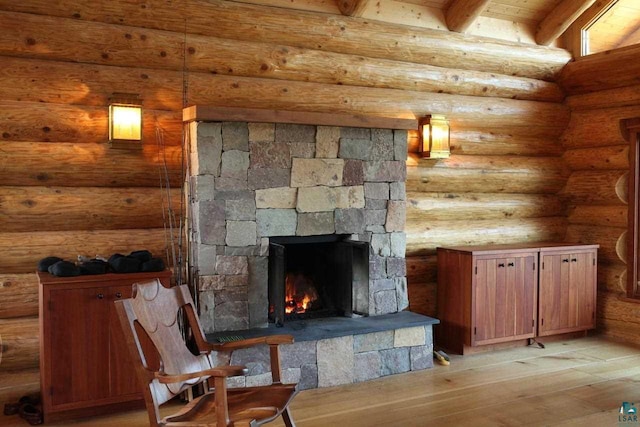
(109, 104, 142, 141)
(109, 93, 142, 149)
(419, 114, 450, 159)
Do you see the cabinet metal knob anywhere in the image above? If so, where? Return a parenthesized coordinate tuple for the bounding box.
(115, 292, 123, 298)
(508, 262, 515, 267)
(571, 258, 577, 262)
(562, 259, 570, 263)
(97, 293, 104, 299)
(498, 263, 505, 268)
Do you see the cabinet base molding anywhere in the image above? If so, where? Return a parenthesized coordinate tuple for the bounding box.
(446, 330, 590, 355)
(44, 398, 145, 423)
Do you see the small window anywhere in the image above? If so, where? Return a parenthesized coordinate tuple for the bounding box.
(583, 0, 640, 56)
(626, 119, 640, 298)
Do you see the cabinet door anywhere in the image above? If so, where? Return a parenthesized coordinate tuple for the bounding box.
(572, 251, 597, 330)
(473, 255, 536, 345)
(48, 287, 110, 407)
(539, 251, 597, 335)
(108, 285, 140, 398)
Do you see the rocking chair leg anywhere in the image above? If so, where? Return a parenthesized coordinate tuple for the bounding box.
(282, 408, 295, 427)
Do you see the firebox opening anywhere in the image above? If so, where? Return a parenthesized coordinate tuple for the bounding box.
(268, 235, 369, 326)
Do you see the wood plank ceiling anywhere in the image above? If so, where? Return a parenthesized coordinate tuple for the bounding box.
(232, 0, 639, 49)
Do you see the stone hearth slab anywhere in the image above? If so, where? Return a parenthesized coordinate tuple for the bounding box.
(207, 311, 438, 343)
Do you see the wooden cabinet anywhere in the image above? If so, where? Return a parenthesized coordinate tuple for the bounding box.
(436, 243, 597, 354)
(38, 270, 171, 422)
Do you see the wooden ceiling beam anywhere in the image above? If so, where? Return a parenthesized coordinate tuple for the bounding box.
(337, 0, 371, 17)
(535, 0, 597, 46)
(445, 0, 491, 33)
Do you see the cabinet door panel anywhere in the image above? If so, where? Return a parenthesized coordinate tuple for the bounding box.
(49, 287, 110, 406)
(515, 255, 536, 336)
(474, 258, 498, 343)
(573, 252, 596, 329)
(108, 285, 140, 397)
(475, 255, 535, 345)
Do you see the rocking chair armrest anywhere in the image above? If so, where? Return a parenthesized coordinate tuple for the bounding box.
(154, 365, 248, 384)
(207, 334, 294, 351)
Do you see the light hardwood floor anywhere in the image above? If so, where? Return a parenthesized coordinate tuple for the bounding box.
(3, 335, 639, 426)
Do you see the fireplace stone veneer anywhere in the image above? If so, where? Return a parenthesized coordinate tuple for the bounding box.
(188, 120, 410, 333)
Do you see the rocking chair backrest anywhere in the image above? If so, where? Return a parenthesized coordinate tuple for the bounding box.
(115, 280, 214, 408)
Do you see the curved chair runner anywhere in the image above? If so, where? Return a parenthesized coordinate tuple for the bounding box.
(115, 279, 297, 426)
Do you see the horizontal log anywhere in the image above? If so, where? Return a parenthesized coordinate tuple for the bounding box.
(598, 317, 640, 346)
(406, 166, 568, 194)
(411, 153, 568, 174)
(597, 262, 626, 295)
(407, 192, 566, 221)
(0, 26, 563, 104)
(0, 229, 176, 274)
(185, 74, 570, 131)
(409, 127, 567, 156)
(407, 281, 437, 318)
(449, 130, 564, 157)
(566, 84, 640, 111)
(0, 0, 572, 80)
(405, 217, 567, 256)
(568, 205, 627, 228)
(599, 291, 640, 325)
(0, 55, 183, 111)
(0, 100, 181, 145)
(561, 105, 640, 149)
(564, 224, 626, 265)
(561, 44, 640, 94)
(560, 171, 628, 205)
(0, 369, 40, 407)
(0, 186, 183, 232)
(0, 316, 39, 371)
(0, 274, 38, 319)
(563, 145, 628, 171)
(406, 255, 437, 284)
(0, 141, 183, 188)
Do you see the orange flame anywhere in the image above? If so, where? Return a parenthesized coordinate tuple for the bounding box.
(285, 273, 319, 314)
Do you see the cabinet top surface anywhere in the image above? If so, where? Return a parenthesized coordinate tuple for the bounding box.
(438, 242, 599, 255)
(37, 270, 172, 285)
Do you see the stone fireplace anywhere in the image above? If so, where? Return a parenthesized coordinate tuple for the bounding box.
(185, 107, 437, 389)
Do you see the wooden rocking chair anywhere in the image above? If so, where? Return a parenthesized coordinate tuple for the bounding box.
(114, 279, 297, 427)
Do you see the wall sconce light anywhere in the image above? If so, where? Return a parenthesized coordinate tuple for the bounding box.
(419, 114, 450, 159)
(109, 93, 142, 149)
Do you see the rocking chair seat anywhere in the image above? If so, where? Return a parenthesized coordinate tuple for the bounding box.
(164, 384, 297, 426)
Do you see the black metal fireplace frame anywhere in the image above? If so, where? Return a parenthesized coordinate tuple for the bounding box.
(268, 235, 369, 326)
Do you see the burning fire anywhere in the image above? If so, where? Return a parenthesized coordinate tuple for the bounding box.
(285, 273, 319, 314)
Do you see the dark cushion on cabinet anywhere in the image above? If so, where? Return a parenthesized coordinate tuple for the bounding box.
(48, 261, 81, 277)
(110, 256, 141, 273)
(37, 256, 63, 272)
(141, 258, 165, 272)
(129, 250, 153, 263)
(79, 260, 108, 275)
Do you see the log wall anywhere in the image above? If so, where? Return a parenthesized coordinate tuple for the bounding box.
(0, 0, 571, 404)
(560, 45, 640, 345)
